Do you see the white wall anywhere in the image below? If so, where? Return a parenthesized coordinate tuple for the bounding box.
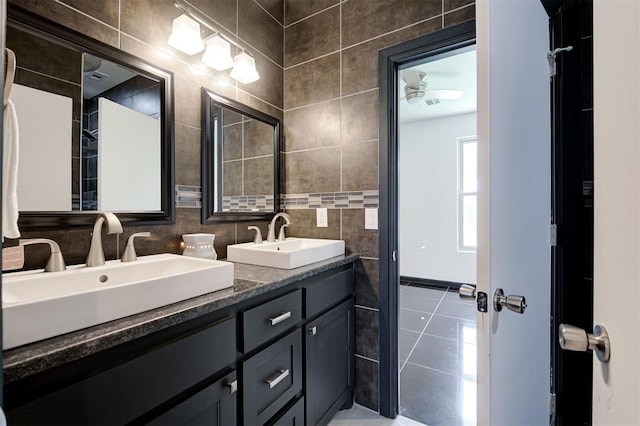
(592, 1, 640, 423)
(98, 98, 161, 211)
(11, 84, 72, 211)
(398, 112, 476, 284)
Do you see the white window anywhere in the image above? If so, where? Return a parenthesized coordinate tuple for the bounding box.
(458, 136, 477, 251)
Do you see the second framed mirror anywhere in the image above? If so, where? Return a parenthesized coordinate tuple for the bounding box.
(201, 88, 280, 223)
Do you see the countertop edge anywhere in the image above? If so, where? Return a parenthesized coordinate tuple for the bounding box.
(3, 255, 359, 384)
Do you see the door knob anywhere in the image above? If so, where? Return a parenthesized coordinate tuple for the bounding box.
(493, 288, 527, 314)
(458, 284, 488, 313)
(558, 324, 610, 363)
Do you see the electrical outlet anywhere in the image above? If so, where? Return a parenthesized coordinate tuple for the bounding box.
(316, 208, 328, 227)
(365, 208, 378, 230)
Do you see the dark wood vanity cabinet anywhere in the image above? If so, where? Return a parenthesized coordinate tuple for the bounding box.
(5, 263, 355, 426)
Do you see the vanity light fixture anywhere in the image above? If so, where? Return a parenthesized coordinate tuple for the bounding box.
(170, 1, 260, 84)
(167, 14, 205, 55)
(230, 51, 260, 84)
(201, 35, 234, 71)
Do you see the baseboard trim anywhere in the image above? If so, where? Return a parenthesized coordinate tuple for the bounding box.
(399, 276, 474, 291)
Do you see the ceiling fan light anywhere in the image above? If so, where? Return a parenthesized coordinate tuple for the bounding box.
(167, 14, 205, 55)
(230, 51, 260, 84)
(404, 82, 427, 104)
(201, 35, 234, 71)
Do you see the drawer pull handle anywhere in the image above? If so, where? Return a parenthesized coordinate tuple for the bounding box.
(269, 311, 292, 326)
(265, 369, 290, 389)
(226, 380, 238, 394)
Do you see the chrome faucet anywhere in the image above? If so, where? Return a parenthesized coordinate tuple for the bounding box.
(267, 213, 292, 242)
(19, 238, 66, 272)
(86, 213, 123, 267)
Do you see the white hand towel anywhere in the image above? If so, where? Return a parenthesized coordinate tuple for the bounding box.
(3, 99, 20, 240)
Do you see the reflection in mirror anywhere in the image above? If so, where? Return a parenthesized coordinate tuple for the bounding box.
(202, 88, 280, 222)
(6, 7, 174, 229)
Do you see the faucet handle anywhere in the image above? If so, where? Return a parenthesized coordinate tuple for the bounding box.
(277, 224, 290, 242)
(247, 226, 263, 244)
(121, 232, 151, 262)
(19, 238, 66, 272)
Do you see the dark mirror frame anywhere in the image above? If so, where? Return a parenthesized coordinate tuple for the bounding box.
(8, 6, 175, 230)
(201, 88, 280, 223)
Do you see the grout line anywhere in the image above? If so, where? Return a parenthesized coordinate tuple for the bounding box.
(402, 361, 459, 378)
(284, 87, 378, 112)
(52, 0, 120, 32)
(285, 49, 340, 70)
(237, 35, 284, 70)
(284, 2, 344, 28)
(252, 0, 284, 27)
(399, 289, 447, 373)
(441, 0, 445, 28)
(355, 354, 379, 364)
(341, 15, 442, 52)
(355, 305, 379, 312)
(236, 88, 284, 112)
(175, 121, 201, 131)
(359, 256, 379, 261)
(17, 66, 81, 87)
(282, 145, 341, 155)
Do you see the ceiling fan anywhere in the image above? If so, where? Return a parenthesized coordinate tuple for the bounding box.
(401, 69, 463, 105)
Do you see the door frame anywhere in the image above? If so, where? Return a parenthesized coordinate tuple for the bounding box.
(377, 20, 476, 417)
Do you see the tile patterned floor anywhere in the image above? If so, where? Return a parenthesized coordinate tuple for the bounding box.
(399, 282, 477, 426)
(329, 403, 426, 426)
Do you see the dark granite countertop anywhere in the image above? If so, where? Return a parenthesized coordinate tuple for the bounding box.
(3, 254, 358, 384)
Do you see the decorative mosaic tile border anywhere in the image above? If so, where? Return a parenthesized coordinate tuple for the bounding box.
(176, 185, 202, 208)
(281, 190, 379, 209)
(176, 187, 379, 210)
(222, 195, 274, 212)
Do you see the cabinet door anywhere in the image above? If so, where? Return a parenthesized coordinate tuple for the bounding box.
(148, 371, 237, 426)
(305, 298, 354, 426)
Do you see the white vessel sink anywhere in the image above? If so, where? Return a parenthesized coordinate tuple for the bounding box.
(3, 253, 234, 349)
(227, 238, 345, 269)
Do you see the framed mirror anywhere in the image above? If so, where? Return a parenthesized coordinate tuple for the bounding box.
(6, 6, 175, 230)
(201, 88, 280, 223)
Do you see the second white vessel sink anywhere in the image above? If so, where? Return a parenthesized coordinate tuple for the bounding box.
(227, 238, 345, 269)
(3, 254, 234, 349)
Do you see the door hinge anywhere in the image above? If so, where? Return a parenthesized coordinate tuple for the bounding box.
(550, 224, 558, 247)
(547, 46, 573, 77)
(549, 392, 557, 421)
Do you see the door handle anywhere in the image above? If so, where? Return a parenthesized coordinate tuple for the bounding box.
(558, 324, 610, 363)
(458, 284, 488, 313)
(493, 288, 527, 314)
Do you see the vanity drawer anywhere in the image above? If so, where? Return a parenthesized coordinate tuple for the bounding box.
(7, 316, 236, 425)
(269, 397, 305, 426)
(242, 289, 301, 352)
(304, 268, 354, 319)
(242, 329, 302, 426)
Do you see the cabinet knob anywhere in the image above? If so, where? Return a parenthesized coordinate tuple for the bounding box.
(226, 379, 238, 394)
(308, 326, 317, 335)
